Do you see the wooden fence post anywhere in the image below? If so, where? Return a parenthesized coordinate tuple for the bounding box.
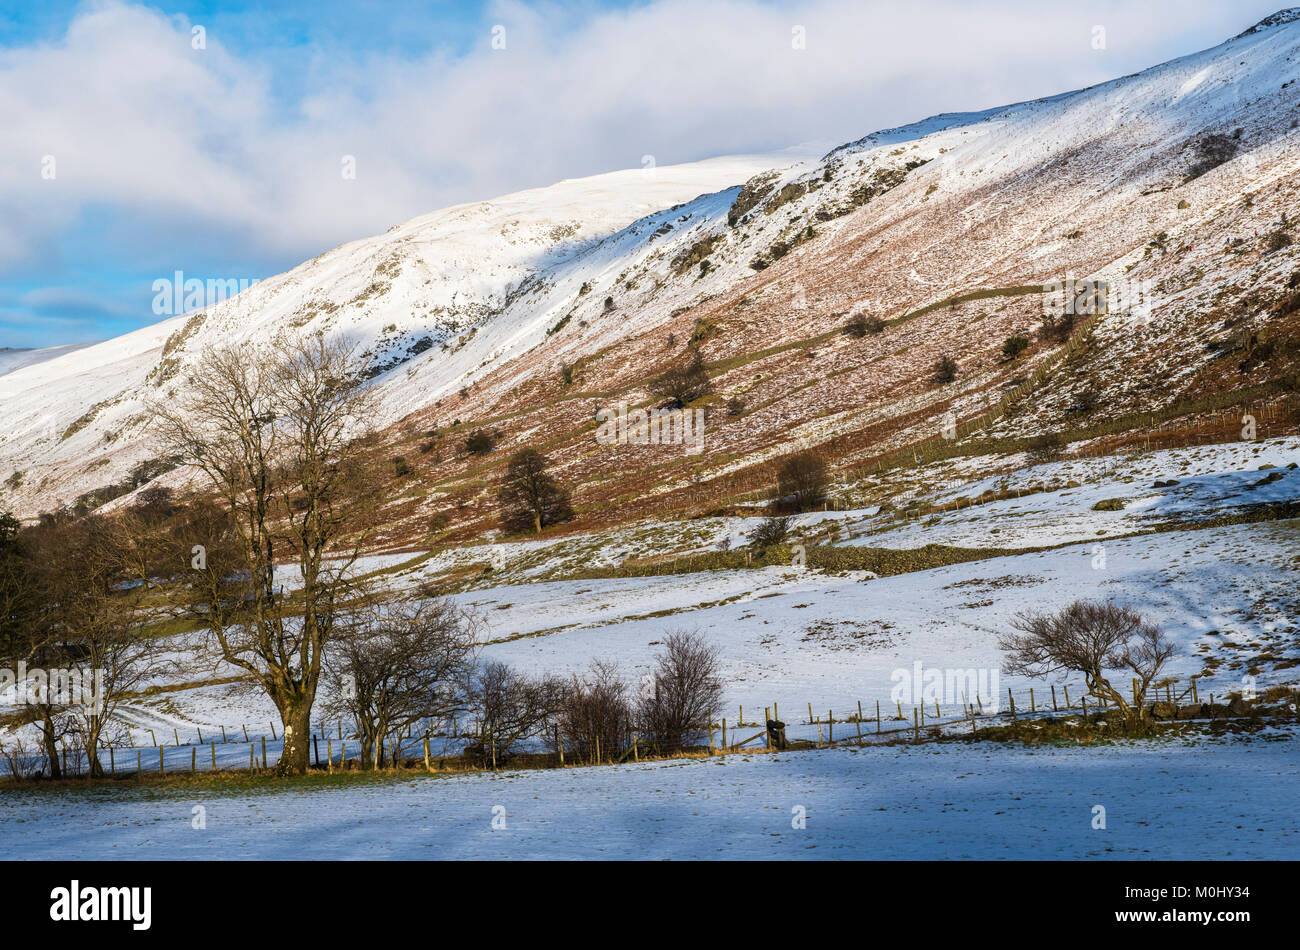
(261, 735, 267, 770)
(1051, 684, 1058, 711)
(912, 707, 919, 743)
(191, 747, 196, 772)
(211, 742, 216, 771)
(876, 700, 881, 733)
(158, 747, 164, 774)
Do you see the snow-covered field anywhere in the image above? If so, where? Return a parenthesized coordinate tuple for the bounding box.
(3, 729, 1296, 859)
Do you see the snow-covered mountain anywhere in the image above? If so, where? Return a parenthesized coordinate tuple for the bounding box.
(3, 10, 1299, 528)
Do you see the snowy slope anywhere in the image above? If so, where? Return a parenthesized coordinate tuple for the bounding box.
(3, 11, 1299, 522)
(0, 344, 93, 377)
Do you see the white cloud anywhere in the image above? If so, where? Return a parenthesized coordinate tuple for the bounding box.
(0, 0, 1282, 277)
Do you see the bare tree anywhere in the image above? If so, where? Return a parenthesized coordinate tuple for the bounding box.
(321, 599, 481, 769)
(649, 351, 712, 405)
(150, 333, 378, 774)
(636, 630, 725, 754)
(776, 451, 828, 512)
(558, 660, 633, 763)
(36, 516, 165, 776)
(999, 600, 1174, 723)
(467, 660, 567, 768)
(498, 449, 573, 535)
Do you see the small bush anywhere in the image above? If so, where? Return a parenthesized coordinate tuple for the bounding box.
(726, 396, 746, 416)
(933, 355, 959, 383)
(749, 514, 792, 548)
(650, 351, 712, 405)
(1092, 497, 1126, 511)
(465, 430, 495, 455)
(1072, 388, 1102, 412)
(1266, 231, 1293, 252)
(1001, 335, 1029, 360)
(392, 456, 410, 477)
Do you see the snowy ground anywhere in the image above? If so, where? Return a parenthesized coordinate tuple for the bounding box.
(3, 436, 1295, 764)
(2, 728, 1296, 859)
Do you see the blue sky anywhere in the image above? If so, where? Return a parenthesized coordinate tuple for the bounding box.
(0, 0, 1285, 348)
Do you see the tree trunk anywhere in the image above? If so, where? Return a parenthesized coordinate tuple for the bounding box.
(275, 703, 313, 776)
(40, 713, 61, 780)
(86, 715, 105, 778)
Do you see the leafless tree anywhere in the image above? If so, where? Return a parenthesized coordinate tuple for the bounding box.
(150, 332, 378, 774)
(636, 630, 725, 754)
(39, 515, 165, 776)
(467, 660, 567, 767)
(558, 660, 633, 762)
(321, 599, 481, 769)
(649, 351, 712, 405)
(776, 451, 828, 512)
(999, 600, 1174, 723)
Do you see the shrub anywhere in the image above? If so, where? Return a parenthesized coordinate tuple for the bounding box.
(392, 456, 410, 477)
(635, 631, 724, 755)
(933, 355, 959, 383)
(1266, 231, 1293, 252)
(726, 396, 746, 416)
(558, 661, 633, 762)
(467, 661, 567, 766)
(465, 429, 495, 455)
(845, 314, 886, 338)
(1001, 335, 1029, 360)
(1091, 497, 1126, 511)
(650, 351, 712, 405)
(689, 316, 719, 347)
(749, 514, 792, 548)
(1072, 387, 1102, 412)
